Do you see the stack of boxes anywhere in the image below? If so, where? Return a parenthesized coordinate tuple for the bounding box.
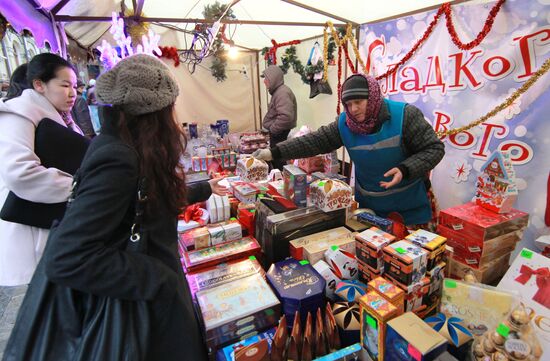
(437, 202, 528, 284)
(355, 227, 396, 283)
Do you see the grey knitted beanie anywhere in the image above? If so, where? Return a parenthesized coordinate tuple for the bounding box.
(95, 54, 179, 116)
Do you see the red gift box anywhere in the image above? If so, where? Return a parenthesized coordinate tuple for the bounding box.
(438, 202, 528, 243)
(238, 208, 256, 236)
(297, 156, 324, 174)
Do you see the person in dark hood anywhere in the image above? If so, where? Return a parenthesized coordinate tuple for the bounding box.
(261, 65, 297, 170)
(254, 74, 444, 227)
(70, 79, 95, 138)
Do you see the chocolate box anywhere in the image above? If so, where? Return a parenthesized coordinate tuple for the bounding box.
(423, 262, 446, 306)
(304, 237, 355, 267)
(186, 257, 263, 298)
(298, 155, 325, 174)
(383, 240, 429, 286)
(216, 328, 276, 361)
(332, 302, 361, 346)
(206, 220, 242, 246)
(437, 225, 521, 269)
(336, 280, 367, 303)
(367, 277, 405, 315)
(197, 273, 280, 348)
(385, 312, 448, 361)
(233, 182, 259, 204)
(357, 259, 382, 284)
(267, 258, 326, 326)
(356, 227, 396, 272)
(358, 291, 399, 361)
(446, 252, 511, 285)
(181, 236, 261, 273)
(236, 157, 269, 182)
(310, 179, 353, 212)
(405, 230, 447, 271)
(289, 227, 353, 261)
(355, 212, 393, 234)
(283, 164, 308, 208)
(438, 202, 528, 243)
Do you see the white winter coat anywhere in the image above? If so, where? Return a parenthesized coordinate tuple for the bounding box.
(0, 89, 76, 286)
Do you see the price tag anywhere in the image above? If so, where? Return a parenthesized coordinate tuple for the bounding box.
(444, 279, 457, 288)
(299, 260, 310, 265)
(366, 314, 378, 330)
(520, 249, 533, 259)
(396, 247, 406, 254)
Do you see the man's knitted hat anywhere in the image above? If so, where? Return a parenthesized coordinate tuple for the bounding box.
(341, 74, 369, 103)
(95, 54, 179, 116)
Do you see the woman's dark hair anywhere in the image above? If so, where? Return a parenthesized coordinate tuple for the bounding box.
(100, 105, 188, 216)
(26, 53, 76, 89)
(5, 63, 29, 100)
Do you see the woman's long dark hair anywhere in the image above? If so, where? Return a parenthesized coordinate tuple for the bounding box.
(101, 105, 187, 216)
(5, 63, 29, 100)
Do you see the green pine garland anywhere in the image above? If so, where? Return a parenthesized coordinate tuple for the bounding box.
(202, 1, 236, 82)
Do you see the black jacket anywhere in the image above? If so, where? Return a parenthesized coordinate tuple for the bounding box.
(35, 121, 210, 360)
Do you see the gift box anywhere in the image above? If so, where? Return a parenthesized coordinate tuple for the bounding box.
(238, 208, 255, 237)
(216, 328, 276, 361)
(186, 257, 263, 299)
(437, 225, 521, 269)
(313, 343, 361, 361)
(236, 157, 268, 182)
(304, 237, 356, 267)
(357, 259, 382, 284)
(405, 230, 447, 271)
(447, 252, 510, 285)
(233, 182, 259, 204)
(423, 262, 446, 307)
(358, 291, 399, 361)
(310, 179, 353, 212)
(367, 277, 405, 315)
(497, 248, 550, 357)
(313, 260, 342, 300)
(475, 150, 518, 213)
(439, 202, 528, 243)
(385, 312, 447, 361)
(206, 194, 230, 223)
(356, 227, 396, 272)
(267, 258, 326, 326)
(259, 206, 347, 265)
(283, 164, 308, 208)
(325, 246, 359, 280)
(336, 280, 367, 303)
(197, 273, 280, 348)
(289, 227, 353, 261)
(383, 240, 429, 286)
(311, 171, 349, 184)
(355, 212, 393, 234)
(298, 155, 325, 174)
(332, 302, 361, 346)
(181, 236, 261, 273)
(441, 279, 517, 337)
(189, 226, 210, 250)
(425, 313, 473, 360)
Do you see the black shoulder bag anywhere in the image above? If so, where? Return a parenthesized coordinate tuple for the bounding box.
(2, 178, 153, 361)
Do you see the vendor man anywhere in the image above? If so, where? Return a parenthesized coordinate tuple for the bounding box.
(253, 74, 445, 226)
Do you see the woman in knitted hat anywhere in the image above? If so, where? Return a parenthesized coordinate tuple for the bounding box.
(3, 54, 225, 360)
(254, 74, 445, 227)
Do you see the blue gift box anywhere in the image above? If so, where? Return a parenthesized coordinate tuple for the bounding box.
(356, 213, 393, 234)
(215, 328, 276, 361)
(267, 258, 326, 325)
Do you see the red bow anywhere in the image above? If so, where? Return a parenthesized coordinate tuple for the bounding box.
(515, 265, 550, 309)
(183, 204, 205, 225)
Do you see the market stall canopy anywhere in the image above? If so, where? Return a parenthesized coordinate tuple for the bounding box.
(1, 0, 452, 51)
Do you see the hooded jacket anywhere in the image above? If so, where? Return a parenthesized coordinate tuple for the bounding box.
(0, 89, 76, 285)
(262, 65, 297, 135)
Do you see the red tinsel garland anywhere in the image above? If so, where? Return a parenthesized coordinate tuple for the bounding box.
(343, 43, 356, 74)
(264, 39, 301, 65)
(444, 0, 505, 50)
(158, 46, 180, 67)
(337, 45, 343, 115)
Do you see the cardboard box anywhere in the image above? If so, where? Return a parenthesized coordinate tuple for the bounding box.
(304, 237, 356, 267)
(447, 252, 511, 285)
(385, 312, 447, 361)
(437, 225, 521, 268)
(189, 227, 210, 250)
(405, 229, 447, 271)
(367, 277, 405, 315)
(206, 220, 243, 246)
(356, 227, 396, 272)
(474, 150, 518, 213)
(423, 262, 446, 306)
(356, 212, 393, 234)
(336, 279, 368, 303)
(298, 155, 325, 173)
(358, 291, 399, 361)
(233, 182, 259, 204)
(383, 240, 429, 286)
(324, 246, 359, 280)
(310, 179, 353, 212)
(358, 259, 381, 284)
(440, 279, 517, 337)
(283, 164, 308, 207)
(216, 328, 276, 361)
(236, 157, 269, 182)
(289, 227, 353, 261)
(197, 273, 280, 348)
(313, 259, 342, 300)
(438, 202, 528, 243)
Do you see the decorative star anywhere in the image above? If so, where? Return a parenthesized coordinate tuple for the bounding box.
(452, 160, 472, 183)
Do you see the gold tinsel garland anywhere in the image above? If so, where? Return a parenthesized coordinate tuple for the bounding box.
(323, 21, 366, 82)
(436, 57, 550, 137)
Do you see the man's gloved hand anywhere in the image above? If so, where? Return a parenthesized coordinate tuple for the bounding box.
(252, 148, 273, 161)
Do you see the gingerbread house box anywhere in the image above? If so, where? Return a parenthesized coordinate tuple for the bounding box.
(475, 150, 517, 213)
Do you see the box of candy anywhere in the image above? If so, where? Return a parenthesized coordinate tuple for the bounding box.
(383, 240, 429, 286)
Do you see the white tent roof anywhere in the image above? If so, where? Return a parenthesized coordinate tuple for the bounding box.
(49, 0, 452, 49)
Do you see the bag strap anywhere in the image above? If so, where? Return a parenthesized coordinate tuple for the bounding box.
(128, 177, 147, 252)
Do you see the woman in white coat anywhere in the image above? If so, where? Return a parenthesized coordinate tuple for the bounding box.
(0, 53, 83, 286)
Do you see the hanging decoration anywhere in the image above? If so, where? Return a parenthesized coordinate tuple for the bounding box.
(0, 14, 7, 41)
(96, 12, 161, 69)
(261, 39, 301, 65)
(202, 1, 236, 82)
(123, 8, 149, 42)
(436, 57, 550, 137)
(158, 46, 180, 67)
